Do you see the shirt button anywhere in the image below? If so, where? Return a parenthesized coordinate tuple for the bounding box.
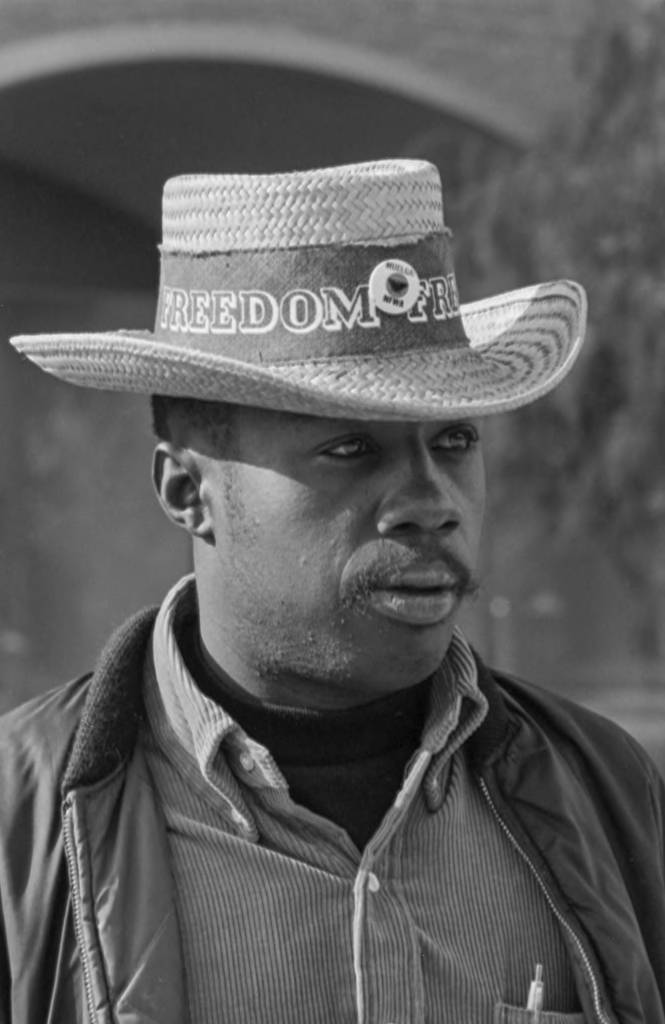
(231, 809, 250, 830)
(239, 752, 255, 771)
(427, 776, 444, 812)
(368, 872, 380, 893)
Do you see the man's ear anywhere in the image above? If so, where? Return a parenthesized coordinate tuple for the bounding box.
(152, 442, 213, 540)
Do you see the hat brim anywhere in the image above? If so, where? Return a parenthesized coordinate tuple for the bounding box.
(10, 281, 586, 420)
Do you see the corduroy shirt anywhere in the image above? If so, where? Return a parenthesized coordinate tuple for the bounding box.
(142, 576, 582, 1023)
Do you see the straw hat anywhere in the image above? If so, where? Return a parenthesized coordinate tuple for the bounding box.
(10, 159, 586, 420)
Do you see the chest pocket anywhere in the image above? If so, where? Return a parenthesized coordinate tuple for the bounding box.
(495, 1005, 586, 1024)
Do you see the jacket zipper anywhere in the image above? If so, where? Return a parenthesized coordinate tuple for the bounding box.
(62, 796, 100, 1024)
(477, 777, 613, 1024)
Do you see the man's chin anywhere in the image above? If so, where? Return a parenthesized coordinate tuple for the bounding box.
(351, 618, 456, 692)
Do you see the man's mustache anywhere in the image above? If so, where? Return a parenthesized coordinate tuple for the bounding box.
(341, 547, 479, 609)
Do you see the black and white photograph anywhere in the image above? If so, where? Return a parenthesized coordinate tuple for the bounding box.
(0, 0, 663, 1020)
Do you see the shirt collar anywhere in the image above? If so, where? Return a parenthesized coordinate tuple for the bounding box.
(422, 627, 488, 760)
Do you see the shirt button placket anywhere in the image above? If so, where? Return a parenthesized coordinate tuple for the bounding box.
(358, 861, 421, 1024)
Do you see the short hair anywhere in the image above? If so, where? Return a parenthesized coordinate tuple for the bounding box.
(150, 395, 233, 445)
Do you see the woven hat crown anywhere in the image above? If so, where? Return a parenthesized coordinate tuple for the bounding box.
(161, 159, 445, 254)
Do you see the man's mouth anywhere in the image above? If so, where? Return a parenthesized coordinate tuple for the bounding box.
(367, 578, 461, 626)
(382, 567, 459, 591)
(342, 553, 477, 625)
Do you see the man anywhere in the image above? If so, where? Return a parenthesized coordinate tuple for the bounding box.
(2, 160, 663, 1023)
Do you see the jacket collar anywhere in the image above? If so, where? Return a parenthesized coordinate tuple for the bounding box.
(61, 605, 158, 793)
(466, 656, 513, 773)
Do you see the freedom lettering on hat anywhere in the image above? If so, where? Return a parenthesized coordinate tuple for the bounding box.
(153, 236, 463, 363)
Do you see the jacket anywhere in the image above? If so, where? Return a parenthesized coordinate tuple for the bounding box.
(0, 606, 663, 1023)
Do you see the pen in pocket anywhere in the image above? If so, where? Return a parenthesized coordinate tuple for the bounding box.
(526, 963, 544, 1023)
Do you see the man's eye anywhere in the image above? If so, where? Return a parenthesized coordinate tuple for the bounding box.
(434, 425, 480, 452)
(321, 437, 375, 459)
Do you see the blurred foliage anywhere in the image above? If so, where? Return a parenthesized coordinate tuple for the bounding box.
(455, 0, 665, 630)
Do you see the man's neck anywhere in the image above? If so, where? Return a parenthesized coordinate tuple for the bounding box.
(178, 620, 432, 849)
(185, 625, 432, 759)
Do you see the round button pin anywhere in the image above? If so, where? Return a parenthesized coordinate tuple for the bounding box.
(368, 259, 420, 315)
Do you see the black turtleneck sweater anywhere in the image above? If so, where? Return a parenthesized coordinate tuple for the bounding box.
(179, 626, 431, 849)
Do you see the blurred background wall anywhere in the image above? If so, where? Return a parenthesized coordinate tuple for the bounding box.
(1, 0, 663, 767)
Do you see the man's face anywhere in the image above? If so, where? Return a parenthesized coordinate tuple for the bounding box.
(193, 406, 485, 706)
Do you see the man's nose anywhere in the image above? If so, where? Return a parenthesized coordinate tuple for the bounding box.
(375, 459, 461, 536)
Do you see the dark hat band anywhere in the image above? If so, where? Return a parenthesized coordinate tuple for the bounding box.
(154, 234, 469, 362)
